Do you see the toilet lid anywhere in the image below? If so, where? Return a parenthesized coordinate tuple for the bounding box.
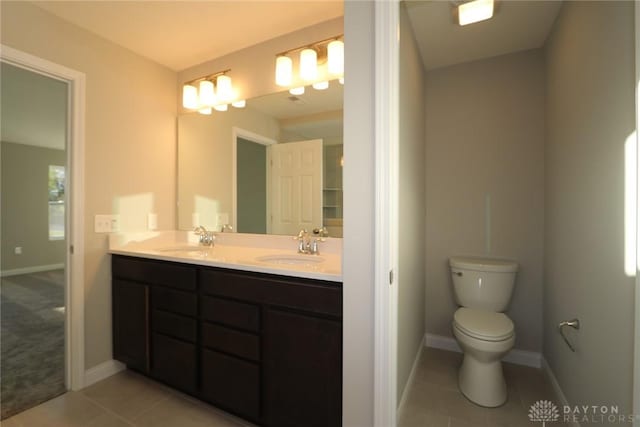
(454, 308, 514, 341)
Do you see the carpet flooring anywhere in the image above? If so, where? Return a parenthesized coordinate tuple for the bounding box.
(1, 269, 66, 420)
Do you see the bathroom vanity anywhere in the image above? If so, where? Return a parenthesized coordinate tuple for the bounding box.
(109, 232, 342, 427)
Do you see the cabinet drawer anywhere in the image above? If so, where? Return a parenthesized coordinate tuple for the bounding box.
(151, 333, 196, 394)
(201, 269, 342, 317)
(201, 349, 260, 421)
(202, 323, 259, 361)
(201, 297, 260, 332)
(113, 256, 196, 291)
(152, 310, 196, 343)
(152, 287, 197, 317)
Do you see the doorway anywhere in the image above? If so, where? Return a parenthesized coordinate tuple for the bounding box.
(0, 45, 85, 418)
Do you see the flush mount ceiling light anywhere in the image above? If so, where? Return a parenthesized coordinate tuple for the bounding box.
(456, 0, 494, 26)
(274, 34, 344, 95)
(181, 69, 246, 115)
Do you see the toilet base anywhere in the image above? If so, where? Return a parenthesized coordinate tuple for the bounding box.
(458, 353, 507, 407)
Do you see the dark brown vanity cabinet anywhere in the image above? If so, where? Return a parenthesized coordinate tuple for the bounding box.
(112, 255, 343, 427)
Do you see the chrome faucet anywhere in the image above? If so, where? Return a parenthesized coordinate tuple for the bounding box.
(194, 226, 215, 246)
(294, 229, 322, 255)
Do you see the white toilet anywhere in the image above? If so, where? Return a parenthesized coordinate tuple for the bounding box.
(450, 256, 518, 407)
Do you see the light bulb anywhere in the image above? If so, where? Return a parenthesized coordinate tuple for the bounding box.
(214, 104, 228, 112)
(300, 48, 318, 82)
(182, 84, 198, 109)
(289, 87, 305, 96)
(198, 80, 216, 107)
(232, 100, 246, 108)
(216, 75, 233, 102)
(198, 107, 212, 115)
(312, 81, 329, 90)
(327, 40, 344, 76)
(275, 56, 293, 87)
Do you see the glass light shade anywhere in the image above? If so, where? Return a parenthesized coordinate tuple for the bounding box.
(327, 40, 344, 76)
(275, 56, 293, 87)
(198, 107, 212, 115)
(198, 80, 216, 107)
(216, 75, 233, 102)
(300, 48, 318, 81)
(458, 0, 494, 26)
(289, 87, 305, 96)
(232, 100, 246, 108)
(312, 81, 329, 90)
(182, 84, 199, 109)
(214, 104, 228, 112)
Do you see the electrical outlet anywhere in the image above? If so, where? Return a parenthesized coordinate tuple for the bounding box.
(14, 247, 22, 255)
(147, 213, 158, 230)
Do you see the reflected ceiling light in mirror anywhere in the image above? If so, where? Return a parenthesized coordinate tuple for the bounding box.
(312, 81, 329, 90)
(275, 56, 293, 87)
(182, 69, 245, 113)
(457, 0, 494, 26)
(327, 40, 344, 76)
(182, 84, 199, 109)
(289, 87, 305, 96)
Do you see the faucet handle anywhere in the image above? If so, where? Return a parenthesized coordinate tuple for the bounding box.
(312, 226, 329, 241)
(294, 229, 308, 240)
(221, 224, 233, 233)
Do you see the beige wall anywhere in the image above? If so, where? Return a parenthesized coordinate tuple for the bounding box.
(1, 1, 177, 369)
(342, 1, 375, 425)
(544, 1, 634, 413)
(397, 3, 426, 404)
(177, 109, 280, 231)
(177, 18, 343, 111)
(425, 49, 545, 352)
(1, 142, 66, 271)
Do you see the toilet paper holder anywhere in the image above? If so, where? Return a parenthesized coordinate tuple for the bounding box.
(558, 318, 580, 352)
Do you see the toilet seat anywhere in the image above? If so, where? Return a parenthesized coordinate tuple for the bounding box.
(453, 308, 514, 342)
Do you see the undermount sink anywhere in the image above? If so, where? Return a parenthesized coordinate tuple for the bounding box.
(157, 245, 211, 254)
(255, 254, 325, 266)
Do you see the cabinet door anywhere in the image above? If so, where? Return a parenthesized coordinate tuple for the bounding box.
(264, 308, 342, 427)
(151, 333, 197, 394)
(112, 279, 148, 372)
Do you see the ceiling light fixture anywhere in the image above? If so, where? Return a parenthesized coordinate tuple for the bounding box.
(182, 69, 245, 113)
(457, 0, 494, 26)
(274, 34, 344, 94)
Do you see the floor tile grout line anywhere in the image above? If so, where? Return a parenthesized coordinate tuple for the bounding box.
(76, 391, 138, 427)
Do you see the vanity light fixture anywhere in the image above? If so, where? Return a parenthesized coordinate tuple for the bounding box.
(457, 0, 494, 26)
(182, 69, 245, 114)
(274, 34, 344, 93)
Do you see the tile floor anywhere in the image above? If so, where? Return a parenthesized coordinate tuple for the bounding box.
(2, 347, 564, 427)
(398, 348, 568, 427)
(1, 370, 252, 427)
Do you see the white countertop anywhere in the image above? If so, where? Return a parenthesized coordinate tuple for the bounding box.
(108, 231, 342, 283)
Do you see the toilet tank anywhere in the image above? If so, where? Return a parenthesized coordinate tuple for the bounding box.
(450, 256, 518, 312)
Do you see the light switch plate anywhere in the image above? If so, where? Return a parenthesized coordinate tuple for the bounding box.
(148, 213, 158, 230)
(95, 214, 120, 233)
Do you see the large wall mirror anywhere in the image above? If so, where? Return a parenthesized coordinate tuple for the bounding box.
(178, 80, 343, 237)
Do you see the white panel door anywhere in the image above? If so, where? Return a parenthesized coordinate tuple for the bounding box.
(269, 139, 323, 235)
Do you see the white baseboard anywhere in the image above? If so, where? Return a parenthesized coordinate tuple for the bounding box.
(542, 357, 580, 427)
(83, 359, 125, 388)
(424, 333, 542, 368)
(397, 334, 426, 414)
(1, 263, 65, 277)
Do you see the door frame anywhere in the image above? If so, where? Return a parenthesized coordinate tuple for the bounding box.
(373, 1, 400, 426)
(634, 2, 640, 424)
(0, 45, 86, 391)
(231, 127, 276, 233)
